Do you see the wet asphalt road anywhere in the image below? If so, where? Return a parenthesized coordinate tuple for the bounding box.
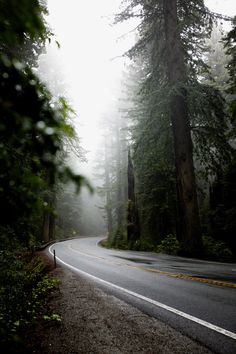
(49, 236, 236, 354)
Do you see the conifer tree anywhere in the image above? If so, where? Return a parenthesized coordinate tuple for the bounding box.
(116, 0, 230, 256)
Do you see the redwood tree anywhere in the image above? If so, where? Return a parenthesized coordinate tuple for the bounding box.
(163, 0, 202, 255)
(115, 0, 223, 256)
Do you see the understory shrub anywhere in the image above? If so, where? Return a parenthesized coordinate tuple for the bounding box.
(108, 228, 128, 250)
(156, 234, 180, 255)
(202, 235, 233, 261)
(0, 251, 60, 352)
(131, 239, 156, 251)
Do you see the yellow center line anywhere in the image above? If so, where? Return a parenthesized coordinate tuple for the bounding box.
(138, 266, 236, 289)
(68, 243, 236, 289)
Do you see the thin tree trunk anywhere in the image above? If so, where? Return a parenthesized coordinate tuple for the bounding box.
(42, 210, 50, 243)
(115, 127, 123, 229)
(42, 170, 55, 243)
(105, 141, 113, 236)
(163, 0, 202, 256)
(127, 148, 140, 243)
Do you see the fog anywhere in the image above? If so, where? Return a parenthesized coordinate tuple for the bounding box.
(38, 0, 236, 237)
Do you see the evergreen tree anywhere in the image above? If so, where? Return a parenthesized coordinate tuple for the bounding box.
(96, 110, 128, 247)
(116, 0, 231, 256)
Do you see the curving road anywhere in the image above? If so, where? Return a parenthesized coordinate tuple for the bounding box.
(49, 236, 236, 354)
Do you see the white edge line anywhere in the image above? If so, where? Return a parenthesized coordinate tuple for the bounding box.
(48, 245, 236, 341)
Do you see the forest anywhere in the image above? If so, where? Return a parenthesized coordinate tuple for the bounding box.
(98, 0, 236, 261)
(0, 0, 88, 349)
(0, 0, 236, 349)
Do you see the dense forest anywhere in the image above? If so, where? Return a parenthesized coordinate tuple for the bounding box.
(100, 1, 236, 261)
(0, 0, 87, 349)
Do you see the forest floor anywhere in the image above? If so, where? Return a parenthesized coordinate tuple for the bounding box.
(26, 252, 214, 354)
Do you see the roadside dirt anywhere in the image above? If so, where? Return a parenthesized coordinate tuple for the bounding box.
(30, 255, 213, 354)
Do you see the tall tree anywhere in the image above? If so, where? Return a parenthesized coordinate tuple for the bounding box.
(127, 148, 140, 243)
(96, 109, 128, 247)
(163, 0, 202, 255)
(115, 0, 230, 256)
(104, 139, 113, 236)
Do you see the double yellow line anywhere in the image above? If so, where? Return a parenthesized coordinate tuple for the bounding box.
(138, 266, 236, 289)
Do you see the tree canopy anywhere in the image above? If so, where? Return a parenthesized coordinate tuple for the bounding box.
(0, 0, 86, 247)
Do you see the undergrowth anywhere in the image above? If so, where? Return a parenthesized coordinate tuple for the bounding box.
(0, 250, 60, 352)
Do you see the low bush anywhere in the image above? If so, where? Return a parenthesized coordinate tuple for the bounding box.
(156, 234, 180, 255)
(0, 251, 60, 352)
(202, 236, 233, 261)
(130, 239, 156, 251)
(108, 228, 128, 250)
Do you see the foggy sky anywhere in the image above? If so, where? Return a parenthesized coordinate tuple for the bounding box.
(40, 0, 236, 236)
(41, 0, 236, 175)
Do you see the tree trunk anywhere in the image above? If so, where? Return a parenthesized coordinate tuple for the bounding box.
(163, 0, 202, 256)
(115, 127, 123, 229)
(127, 148, 140, 243)
(42, 196, 55, 242)
(42, 210, 50, 243)
(42, 170, 55, 243)
(105, 141, 113, 236)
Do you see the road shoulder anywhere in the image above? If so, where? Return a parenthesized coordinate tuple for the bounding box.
(31, 261, 214, 354)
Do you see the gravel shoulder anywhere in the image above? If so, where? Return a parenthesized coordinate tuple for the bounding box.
(33, 257, 214, 354)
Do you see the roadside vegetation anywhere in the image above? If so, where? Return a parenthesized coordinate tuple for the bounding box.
(0, 249, 60, 353)
(103, 233, 233, 262)
(0, 0, 85, 350)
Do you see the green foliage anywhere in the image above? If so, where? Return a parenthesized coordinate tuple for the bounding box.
(130, 238, 156, 252)
(207, 153, 236, 255)
(0, 252, 60, 350)
(115, 1, 234, 257)
(202, 236, 233, 261)
(0, 0, 48, 45)
(189, 82, 231, 176)
(124, 56, 177, 245)
(224, 17, 236, 135)
(156, 235, 180, 255)
(0, 56, 87, 245)
(108, 228, 128, 250)
(43, 313, 62, 322)
(0, 0, 88, 246)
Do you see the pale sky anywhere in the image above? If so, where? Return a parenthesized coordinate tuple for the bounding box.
(42, 0, 236, 171)
(206, 0, 236, 17)
(42, 0, 136, 166)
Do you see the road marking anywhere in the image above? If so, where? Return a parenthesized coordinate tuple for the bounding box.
(138, 267, 236, 289)
(49, 245, 236, 341)
(68, 242, 236, 289)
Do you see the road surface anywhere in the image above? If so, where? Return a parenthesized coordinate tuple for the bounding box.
(49, 236, 236, 354)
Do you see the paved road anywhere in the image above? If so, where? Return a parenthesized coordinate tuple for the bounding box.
(49, 236, 236, 354)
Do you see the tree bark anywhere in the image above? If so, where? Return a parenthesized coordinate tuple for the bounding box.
(42, 196, 55, 242)
(115, 127, 123, 229)
(127, 148, 140, 243)
(42, 170, 55, 243)
(163, 0, 202, 256)
(105, 141, 113, 236)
